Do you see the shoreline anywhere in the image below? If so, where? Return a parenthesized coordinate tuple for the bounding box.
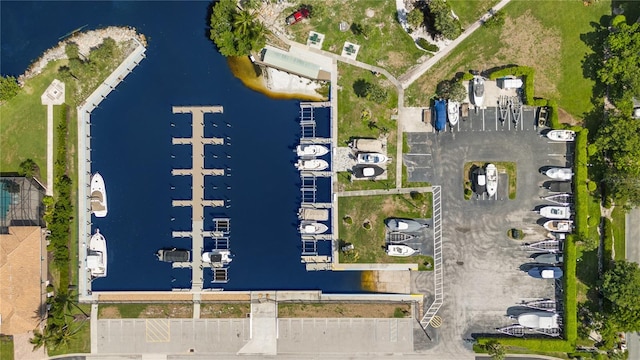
(227, 56, 327, 102)
(18, 26, 147, 85)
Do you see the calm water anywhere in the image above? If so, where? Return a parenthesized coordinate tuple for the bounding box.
(1, 1, 362, 292)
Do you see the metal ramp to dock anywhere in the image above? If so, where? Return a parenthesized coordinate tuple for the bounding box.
(420, 186, 443, 330)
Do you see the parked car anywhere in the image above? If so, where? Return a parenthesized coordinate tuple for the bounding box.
(286, 8, 310, 26)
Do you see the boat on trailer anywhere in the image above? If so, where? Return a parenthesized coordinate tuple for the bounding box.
(386, 244, 418, 257)
(472, 77, 485, 107)
(542, 193, 572, 206)
(447, 100, 460, 126)
(87, 229, 107, 279)
(522, 240, 562, 253)
(296, 144, 329, 157)
(486, 164, 498, 197)
(544, 220, 573, 233)
(547, 130, 576, 142)
(518, 312, 560, 329)
(545, 168, 573, 181)
(539, 206, 571, 220)
(90, 172, 108, 218)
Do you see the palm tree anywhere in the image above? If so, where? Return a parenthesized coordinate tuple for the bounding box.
(54, 290, 89, 317)
(233, 10, 255, 37)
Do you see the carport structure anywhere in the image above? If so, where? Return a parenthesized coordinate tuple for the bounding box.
(404, 116, 574, 351)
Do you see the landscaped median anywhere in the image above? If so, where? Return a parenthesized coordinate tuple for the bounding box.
(278, 302, 411, 318)
(463, 161, 516, 200)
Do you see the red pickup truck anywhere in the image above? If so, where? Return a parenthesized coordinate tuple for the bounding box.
(286, 8, 310, 25)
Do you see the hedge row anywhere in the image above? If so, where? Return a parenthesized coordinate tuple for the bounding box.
(416, 38, 439, 52)
(488, 66, 535, 105)
(476, 338, 574, 353)
(573, 129, 589, 241)
(563, 234, 577, 343)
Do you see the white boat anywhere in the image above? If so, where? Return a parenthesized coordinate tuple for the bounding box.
(447, 101, 459, 126)
(543, 193, 572, 206)
(539, 206, 571, 219)
(296, 144, 329, 157)
(485, 164, 498, 197)
(543, 220, 573, 233)
(87, 229, 107, 279)
(518, 312, 559, 329)
(295, 159, 329, 171)
(386, 245, 418, 257)
(545, 168, 573, 181)
(547, 130, 576, 142)
(90, 172, 108, 218)
(356, 152, 388, 164)
(202, 249, 233, 268)
(472, 77, 485, 107)
(299, 222, 329, 234)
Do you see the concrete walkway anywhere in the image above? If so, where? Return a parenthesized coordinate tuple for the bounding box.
(336, 186, 432, 197)
(41, 79, 65, 196)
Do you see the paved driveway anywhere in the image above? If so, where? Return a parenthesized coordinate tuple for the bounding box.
(405, 112, 572, 355)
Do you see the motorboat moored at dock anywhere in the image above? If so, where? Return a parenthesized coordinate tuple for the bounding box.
(90, 172, 108, 218)
(539, 206, 571, 219)
(545, 168, 573, 181)
(295, 159, 329, 171)
(156, 248, 191, 262)
(547, 130, 576, 142)
(543, 220, 573, 233)
(386, 244, 418, 257)
(87, 229, 107, 279)
(202, 249, 233, 268)
(447, 100, 460, 126)
(485, 164, 498, 197)
(299, 222, 329, 234)
(296, 144, 329, 157)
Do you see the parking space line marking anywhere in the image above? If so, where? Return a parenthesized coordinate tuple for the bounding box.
(495, 108, 498, 131)
(405, 153, 431, 156)
(482, 108, 485, 131)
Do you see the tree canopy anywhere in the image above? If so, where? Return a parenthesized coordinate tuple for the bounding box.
(436, 79, 466, 102)
(597, 18, 640, 112)
(595, 113, 640, 205)
(429, 0, 461, 40)
(601, 260, 640, 331)
(0, 75, 21, 101)
(209, 0, 266, 57)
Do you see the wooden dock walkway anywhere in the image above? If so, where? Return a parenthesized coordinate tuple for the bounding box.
(171, 106, 224, 292)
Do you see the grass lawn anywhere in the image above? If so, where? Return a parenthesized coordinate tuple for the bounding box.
(285, 1, 425, 76)
(575, 244, 599, 307)
(611, 206, 626, 260)
(335, 62, 398, 191)
(47, 304, 91, 356)
(449, 0, 500, 27)
(587, 192, 601, 246)
(0, 61, 68, 176)
(405, 0, 611, 120)
(200, 303, 251, 318)
(338, 192, 432, 264)
(278, 302, 411, 318)
(99, 303, 193, 319)
(463, 161, 516, 199)
(0, 335, 13, 360)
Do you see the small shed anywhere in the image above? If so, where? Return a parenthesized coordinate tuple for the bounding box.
(500, 77, 523, 89)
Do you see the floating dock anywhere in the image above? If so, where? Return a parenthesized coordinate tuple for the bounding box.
(170, 106, 228, 290)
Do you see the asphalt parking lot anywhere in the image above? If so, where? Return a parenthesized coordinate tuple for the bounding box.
(404, 107, 573, 351)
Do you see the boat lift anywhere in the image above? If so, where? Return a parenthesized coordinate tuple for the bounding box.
(300, 103, 316, 139)
(300, 175, 317, 204)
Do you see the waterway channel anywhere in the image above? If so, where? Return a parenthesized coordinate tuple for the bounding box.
(0, 1, 363, 292)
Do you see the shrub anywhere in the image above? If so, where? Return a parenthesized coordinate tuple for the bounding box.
(611, 14, 626, 28)
(547, 100, 561, 129)
(488, 66, 535, 105)
(564, 234, 578, 343)
(483, 10, 504, 29)
(362, 221, 371, 230)
(464, 188, 472, 199)
(416, 38, 439, 52)
(393, 307, 408, 318)
(587, 181, 597, 192)
(436, 79, 466, 102)
(410, 191, 425, 201)
(0, 75, 21, 101)
(587, 143, 598, 157)
(532, 98, 548, 107)
(343, 216, 353, 224)
(460, 72, 474, 81)
(588, 215, 599, 227)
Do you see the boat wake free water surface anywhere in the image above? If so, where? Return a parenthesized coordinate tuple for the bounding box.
(90, 172, 108, 217)
(87, 229, 107, 279)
